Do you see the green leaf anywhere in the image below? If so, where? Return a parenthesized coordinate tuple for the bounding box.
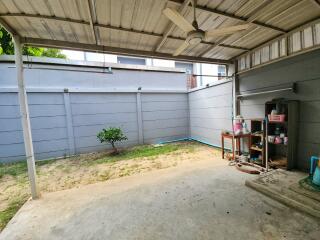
(97, 127, 128, 150)
(0, 27, 66, 58)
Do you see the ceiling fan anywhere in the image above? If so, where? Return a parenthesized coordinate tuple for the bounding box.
(163, 0, 250, 56)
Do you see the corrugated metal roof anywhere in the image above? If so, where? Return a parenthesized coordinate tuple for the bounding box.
(0, 0, 319, 63)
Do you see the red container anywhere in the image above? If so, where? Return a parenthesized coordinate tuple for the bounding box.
(268, 114, 285, 122)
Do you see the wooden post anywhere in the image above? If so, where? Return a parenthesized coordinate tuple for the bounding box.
(13, 36, 39, 199)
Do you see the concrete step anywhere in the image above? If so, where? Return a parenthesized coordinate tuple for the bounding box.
(245, 170, 320, 219)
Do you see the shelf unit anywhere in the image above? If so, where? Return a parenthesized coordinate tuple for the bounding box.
(265, 100, 299, 170)
(249, 119, 265, 167)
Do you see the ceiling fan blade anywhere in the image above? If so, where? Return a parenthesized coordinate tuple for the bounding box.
(173, 41, 189, 56)
(163, 8, 195, 33)
(205, 24, 250, 39)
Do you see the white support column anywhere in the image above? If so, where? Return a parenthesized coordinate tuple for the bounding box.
(231, 62, 238, 118)
(13, 36, 39, 199)
(232, 76, 237, 118)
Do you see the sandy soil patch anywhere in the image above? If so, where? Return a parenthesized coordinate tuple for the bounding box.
(0, 142, 223, 230)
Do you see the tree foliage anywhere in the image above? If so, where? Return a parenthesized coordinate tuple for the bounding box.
(97, 127, 128, 154)
(0, 27, 66, 58)
(0, 28, 14, 55)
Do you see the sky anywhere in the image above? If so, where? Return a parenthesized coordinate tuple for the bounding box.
(61, 50, 224, 86)
(62, 50, 117, 63)
(61, 50, 175, 67)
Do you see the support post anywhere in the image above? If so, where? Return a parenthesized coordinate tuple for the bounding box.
(63, 90, 76, 155)
(136, 92, 144, 144)
(233, 60, 240, 117)
(13, 36, 39, 199)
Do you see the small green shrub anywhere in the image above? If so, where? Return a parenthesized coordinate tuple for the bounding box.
(97, 127, 128, 154)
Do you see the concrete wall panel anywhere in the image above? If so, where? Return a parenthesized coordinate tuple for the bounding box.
(70, 92, 139, 153)
(141, 93, 189, 143)
(0, 61, 188, 163)
(0, 62, 187, 91)
(188, 82, 233, 148)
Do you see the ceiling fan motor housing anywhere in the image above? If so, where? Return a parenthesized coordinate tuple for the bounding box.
(187, 30, 204, 45)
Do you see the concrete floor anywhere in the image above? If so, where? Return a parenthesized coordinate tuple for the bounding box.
(1, 159, 319, 240)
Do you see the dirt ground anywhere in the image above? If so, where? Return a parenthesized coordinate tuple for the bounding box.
(0, 142, 221, 226)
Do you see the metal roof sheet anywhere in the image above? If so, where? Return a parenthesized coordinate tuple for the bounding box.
(0, 0, 319, 63)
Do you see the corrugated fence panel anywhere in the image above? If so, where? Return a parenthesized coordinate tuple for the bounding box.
(141, 93, 189, 143)
(239, 49, 320, 170)
(70, 93, 139, 153)
(188, 82, 233, 148)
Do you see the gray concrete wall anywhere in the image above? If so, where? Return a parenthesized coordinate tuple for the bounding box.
(188, 80, 233, 148)
(0, 92, 69, 162)
(142, 93, 189, 143)
(238, 49, 320, 170)
(0, 63, 187, 91)
(0, 60, 188, 163)
(70, 92, 139, 154)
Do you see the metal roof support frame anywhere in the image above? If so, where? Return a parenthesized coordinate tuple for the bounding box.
(13, 35, 39, 199)
(22, 37, 231, 64)
(169, 0, 286, 33)
(0, 13, 249, 52)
